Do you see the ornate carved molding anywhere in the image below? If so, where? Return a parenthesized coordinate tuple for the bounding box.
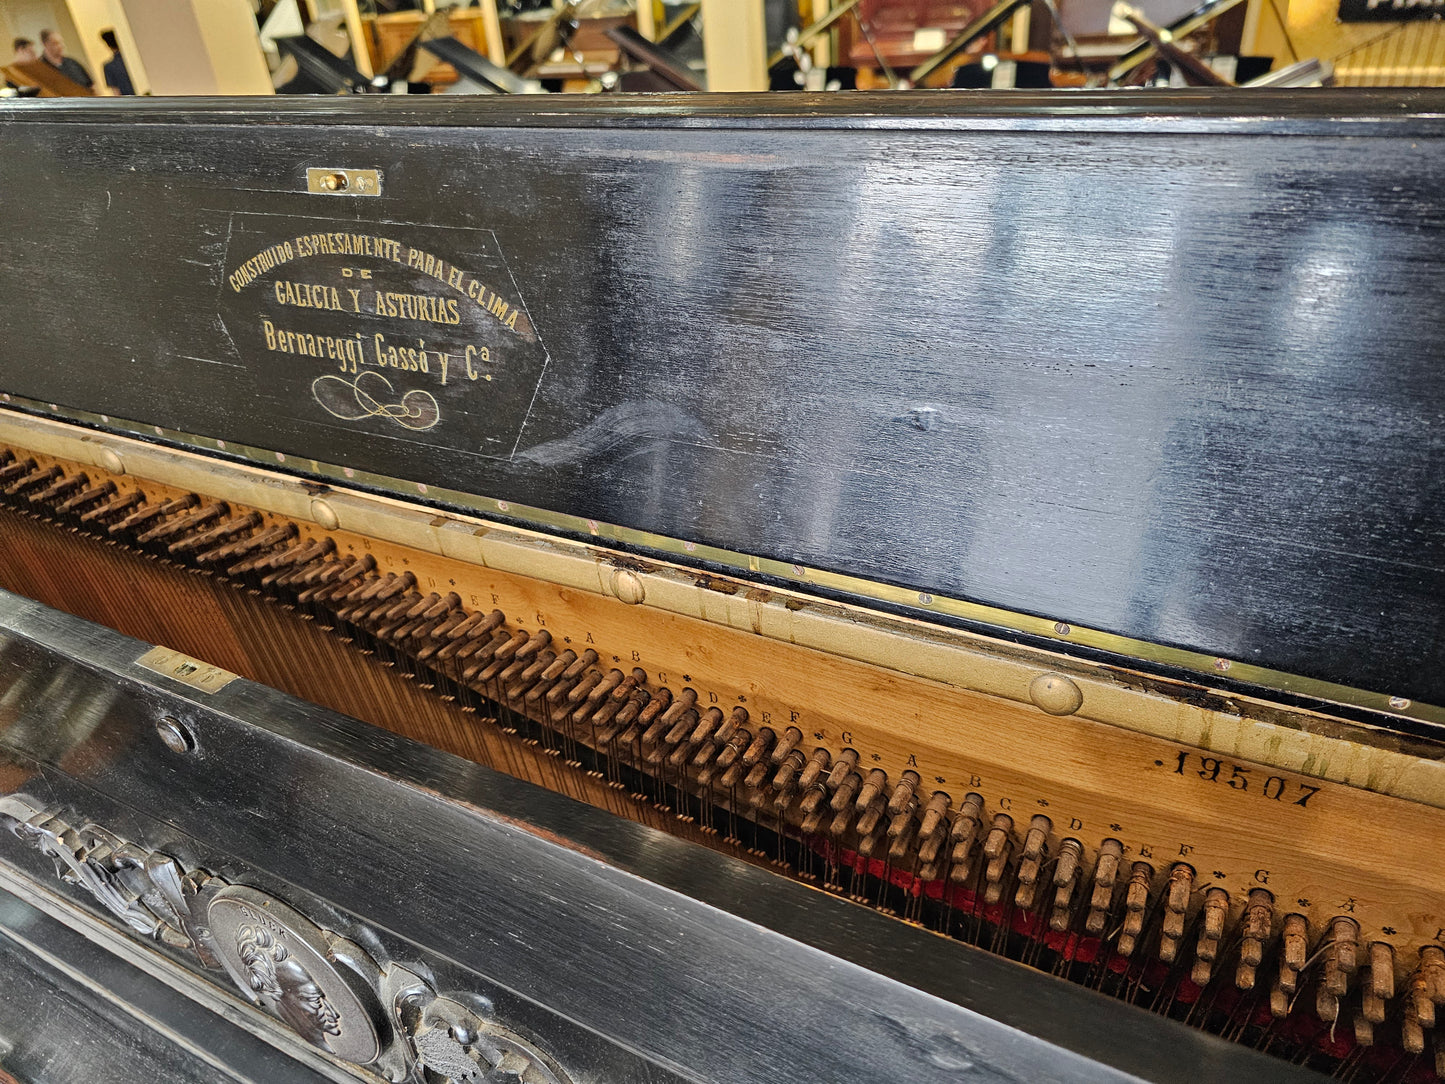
(0, 794, 569, 1084)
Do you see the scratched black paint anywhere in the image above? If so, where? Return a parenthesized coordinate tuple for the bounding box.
(0, 91, 1441, 706)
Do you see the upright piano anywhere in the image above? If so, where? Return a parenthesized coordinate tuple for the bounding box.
(0, 90, 1440, 1083)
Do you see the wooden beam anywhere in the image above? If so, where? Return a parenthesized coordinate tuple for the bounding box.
(701, 0, 766, 90)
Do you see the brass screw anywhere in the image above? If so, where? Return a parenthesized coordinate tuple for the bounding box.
(319, 172, 349, 191)
(156, 716, 195, 754)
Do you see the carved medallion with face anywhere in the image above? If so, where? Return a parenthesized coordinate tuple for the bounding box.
(208, 885, 381, 1065)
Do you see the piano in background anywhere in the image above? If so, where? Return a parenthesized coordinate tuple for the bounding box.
(0, 90, 1441, 1083)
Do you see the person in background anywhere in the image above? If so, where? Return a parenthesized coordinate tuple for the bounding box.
(100, 29, 134, 95)
(38, 29, 92, 89)
(6, 37, 36, 90)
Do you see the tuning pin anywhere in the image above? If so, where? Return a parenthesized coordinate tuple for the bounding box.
(854, 768, 888, 813)
(439, 609, 503, 654)
(1269, 987, 1291, 1018)
(1275, 914, 1309, 997)
(32, 470, 85, 507)
(887, 808, 917, 861)
(81, 489, 143, 525)
(545, 650, 599, 705)
(1420, 944, 1445, 1003)
(699, 729, 749, 787)
(1358, 941, 1393, 1026)
(650, 688, 696, 742)
(798, 783, 828, 817)
(1049, 839, 1082, 932)
(982, 814, 1014, 906)
(1402, 948, 1445, 1059)
(887, 771, 920, 815)
(1086, 839, 1123, 935)
(498, 628, 550, 678)
(797, 748, 830, 793)
(1321, 916, 1359, 1000)
(1014, 816, 1051, 909)
(1404, 971, 1434, 1055)
(476, 630, 531, 683)
(1158, 864, 1194, 964)
(4, 463, 60, 497)
(773, 757, 806, 812)
(1191, 887, 1229, 985)
(717, 729, 756, 788)
(502, 635, 557, 687)
(713, 706, 747, 746)
(743, 757, 771, 791)
(830, 771, 861, 813)
(414, 611, 467, 654)
(1236, 888, 1273, 990)
(689, 707, 724, 746)
(826, 748, 859, 788)
(886, 782, 918, 849)
(634, 687, 672, 741)
(916, 792, 951, 869)
(525, 649, 576, 704)
(857, 820, 887, 859)
(947, 793, 985, 883)
(666, 704, 704, 747)
(741, 728, 776, 769)
(508, 651, 558, 703)
(566, 668, 609, 707)
(855, 799, 885, 840)
(595, 682, 647, 745)
(0, 455, 34, 485)
(1117, 862, 1153, 958)
(770, 726, 803, 764)
(886, 780, 919, 830)
(799, 802, 828, 836)
(1353, 1012, 1374, 1047)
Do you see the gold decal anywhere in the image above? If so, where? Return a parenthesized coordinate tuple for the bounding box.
(230, 233, 529, 339)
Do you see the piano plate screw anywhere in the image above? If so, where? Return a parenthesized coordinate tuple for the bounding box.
(1053, 622, 1071, 636)
(97, 447, 125, 475)
(1390, 696, 1411, 710)
(918, 593, 933, 604)
(156, 716, 195, 754)
(1214, 658, 1232, 671)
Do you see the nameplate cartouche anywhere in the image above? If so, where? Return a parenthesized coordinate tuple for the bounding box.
(217, 215, 550, 460)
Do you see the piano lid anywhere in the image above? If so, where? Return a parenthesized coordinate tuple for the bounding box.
(0, 91, 1442, 717)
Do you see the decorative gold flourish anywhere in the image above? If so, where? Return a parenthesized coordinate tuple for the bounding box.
(312, 372, 439, 432)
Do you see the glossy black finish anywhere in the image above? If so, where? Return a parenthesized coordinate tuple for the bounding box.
(0, 92, 1442, 705)
(0, 589, 1323, 1083)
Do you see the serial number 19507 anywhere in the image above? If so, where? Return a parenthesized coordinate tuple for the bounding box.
(1170, 751, 1320, 808)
